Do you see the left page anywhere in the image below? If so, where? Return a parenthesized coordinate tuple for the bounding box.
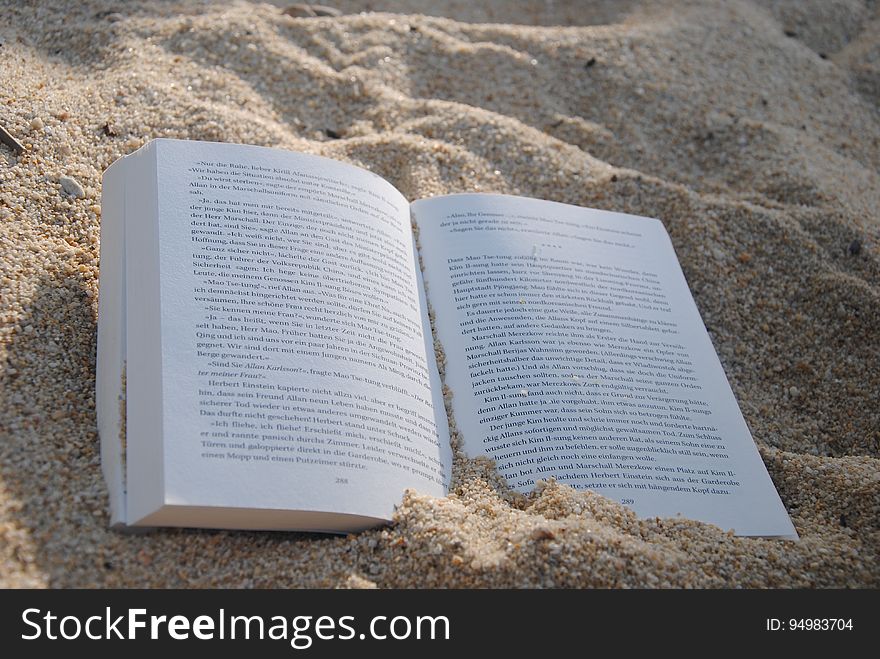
(120, 139, 450, 531)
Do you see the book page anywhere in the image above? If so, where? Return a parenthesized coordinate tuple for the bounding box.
(413, 193, 795, 537)
(96, 148, 131, 528)
(132, 139, 449, 527)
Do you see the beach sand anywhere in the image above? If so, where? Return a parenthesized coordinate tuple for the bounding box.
(0, 0, 877, 587)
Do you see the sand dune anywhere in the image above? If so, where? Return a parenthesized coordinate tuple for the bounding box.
(0, 0, 877, 586)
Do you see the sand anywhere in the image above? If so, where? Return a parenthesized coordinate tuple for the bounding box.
(0, 0, 877, 587)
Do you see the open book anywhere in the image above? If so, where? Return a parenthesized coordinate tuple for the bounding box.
(97, 139, 796, 538)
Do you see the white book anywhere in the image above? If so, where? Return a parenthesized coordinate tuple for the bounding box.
(97, 139, 797, 538)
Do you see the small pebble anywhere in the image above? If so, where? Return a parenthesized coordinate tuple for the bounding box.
(59, 175, 85, 198)
(531, 528, 556, 541)
(30, 117, 44, 130)
(282, 4, 342, 18)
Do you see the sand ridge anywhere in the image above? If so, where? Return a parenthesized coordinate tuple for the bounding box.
(0, 0, 877, 587)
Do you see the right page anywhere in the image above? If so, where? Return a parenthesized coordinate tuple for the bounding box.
(413, 193, 796, 538)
